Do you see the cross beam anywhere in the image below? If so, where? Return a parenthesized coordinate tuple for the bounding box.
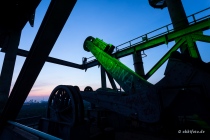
(0, 0, 77, 128)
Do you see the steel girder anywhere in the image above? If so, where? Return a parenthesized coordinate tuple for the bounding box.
(192, 34, 210, 43)
(0, 0, 77, 128)
(13, 49, 83, 69)
(86, 18, 210, 74)
(145, 38, 185, 80)
(0, 18, 209, 71)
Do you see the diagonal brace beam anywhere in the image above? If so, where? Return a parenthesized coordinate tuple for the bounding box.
(186, 35, 201, 59)
(0, 0, 77, 128)
(145, 38, 186, 80)
(192, 34, 210, 43)
(86, 18, 210, 69)
(105, 70, 117, 90)
(114, 18, 210, 59)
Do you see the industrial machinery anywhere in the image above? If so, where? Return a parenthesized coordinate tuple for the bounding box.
(1, 0, 210, 140)
(37, 4, 210, 139)
(41, 33, 210, 139)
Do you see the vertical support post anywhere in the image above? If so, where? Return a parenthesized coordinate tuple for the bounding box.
(0, 30, 21, 112)
(133, 51, 145, 77)
(165, 0, 201, 59)
(106, 71, 117, 90)
(165, 0, 188, 30)
(101, 66, 106, 89)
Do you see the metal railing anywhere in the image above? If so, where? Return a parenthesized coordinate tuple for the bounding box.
(16, 115, 42, 128)
(86, 7, 210, 63)
(114, 7, 210, 52)
(8, 120, 62, 140)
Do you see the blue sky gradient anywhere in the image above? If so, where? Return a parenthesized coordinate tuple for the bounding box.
(1, 0, 210, 101)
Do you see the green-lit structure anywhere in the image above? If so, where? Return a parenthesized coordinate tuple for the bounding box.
(0, 0, 210, 140)
(44, 6, 210, 140)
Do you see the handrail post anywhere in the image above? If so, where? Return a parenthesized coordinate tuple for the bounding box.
(192, 14, 196, 23)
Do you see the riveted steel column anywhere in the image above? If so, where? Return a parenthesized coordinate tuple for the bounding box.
(0, 30, 21, 112)
(133, 51, 145, 77)
(165, 0, 200, 59)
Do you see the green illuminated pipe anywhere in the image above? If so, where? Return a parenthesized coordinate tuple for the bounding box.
(84, 36, 153, 94)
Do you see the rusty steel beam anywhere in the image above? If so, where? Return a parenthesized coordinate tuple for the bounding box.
(0, 0, 77, 128)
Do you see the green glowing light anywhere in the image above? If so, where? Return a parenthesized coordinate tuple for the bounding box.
(85, 39, 152, 94)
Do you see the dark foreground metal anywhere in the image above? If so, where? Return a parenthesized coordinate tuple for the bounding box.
(7, 121, 61, 140)
(0, 0, 77, 130)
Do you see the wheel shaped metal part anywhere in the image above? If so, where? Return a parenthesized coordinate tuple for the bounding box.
(72, 85, 85, 124)
(47, 85, 84, 126)
(83, 36, 95, 52)
(84, 86, 93, 92)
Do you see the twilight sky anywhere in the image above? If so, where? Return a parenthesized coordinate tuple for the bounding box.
(0, 0, 210, 101)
